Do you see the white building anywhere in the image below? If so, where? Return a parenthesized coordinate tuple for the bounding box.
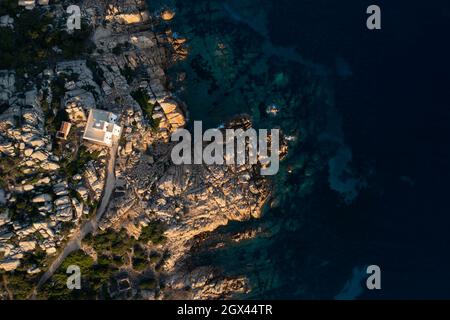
(83, 109, 122, 147)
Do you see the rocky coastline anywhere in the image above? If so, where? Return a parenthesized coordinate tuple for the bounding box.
(0, 0, 284, 299)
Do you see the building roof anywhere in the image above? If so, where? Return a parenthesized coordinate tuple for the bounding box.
(56, 121, 72, 140)
(83, 109, 121, 147)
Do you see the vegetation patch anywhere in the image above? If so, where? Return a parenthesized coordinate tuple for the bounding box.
(38, 250, 116, 300)
(131, 89, 153, 117)
(59, 145, 101, 177)
(0, 7, 93, 76)
(139, 221, 167, 245)
(131, 89, 161, 130)
(139, 277, 157, 290)
(111, 42, 130, 56)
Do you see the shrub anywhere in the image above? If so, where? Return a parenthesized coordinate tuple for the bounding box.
(140, 221, 167, 245)
(132, 257, 148, 271)
(6, 272, 36, 299)
(39, 250, 116, 299)
(87, 228, 135, 258)
(0, 9, 93, 74)
(59, 145, 100, 177)
(139, 278, 156, 290)
(149, 251, 161, 264)
(131, 89, 154, 120)
(112, 42, 130, 56)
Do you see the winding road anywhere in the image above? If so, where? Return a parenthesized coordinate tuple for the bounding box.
(34, 143, 118, 292)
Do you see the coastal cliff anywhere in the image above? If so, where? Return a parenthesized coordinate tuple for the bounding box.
(0, 0, 283, 299)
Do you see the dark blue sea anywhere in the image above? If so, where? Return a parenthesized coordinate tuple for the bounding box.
(148, 0, 450, 298)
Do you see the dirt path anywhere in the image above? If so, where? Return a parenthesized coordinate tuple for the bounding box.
(33, 143, 118, 295)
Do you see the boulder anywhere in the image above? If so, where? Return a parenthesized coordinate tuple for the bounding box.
(0, 15, 14, 28)
(29, 139, 45, 148)
(30, 150, 48, 161)
(24, 148, 33, 156)
(0, 211, 10, 227)
(0, 141, 14, 155)
(54, 196, 70, 207)
(36, 177, 51, 185)
(124, 141, 133, 155)
(46, 247, 57, 255)
(38, 203, 53, 212)
(54, 182, 69, 196)
(22, 184, 34, 192)
(76, 186, 88, 200)
(27, 266, 42, 274)
(56, 206, 73, 221)
(19, 241, 36, 252)
(0, 259, 20, 271)
(72, 198, 83, 219)
(32, 193, 52, 203)
(41, 161, 60, 171)
(0, 232, 13, 240)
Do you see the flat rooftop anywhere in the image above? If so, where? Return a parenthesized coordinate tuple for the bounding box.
(83, 109, 120, 146)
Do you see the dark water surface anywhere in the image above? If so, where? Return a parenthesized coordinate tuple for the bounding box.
(148, 0, 450, 298)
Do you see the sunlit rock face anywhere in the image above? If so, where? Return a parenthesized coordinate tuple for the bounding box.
(100, 115, 274, 298)
(161, 9, 175, 21)
(116, 12, 149, 25)
(102, 0, 149, 21)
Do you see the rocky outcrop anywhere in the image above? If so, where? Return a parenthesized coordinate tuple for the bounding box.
(101, 116, 271, 299)
(0, 259, 21, 272)
(165, 266, 249, 299)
